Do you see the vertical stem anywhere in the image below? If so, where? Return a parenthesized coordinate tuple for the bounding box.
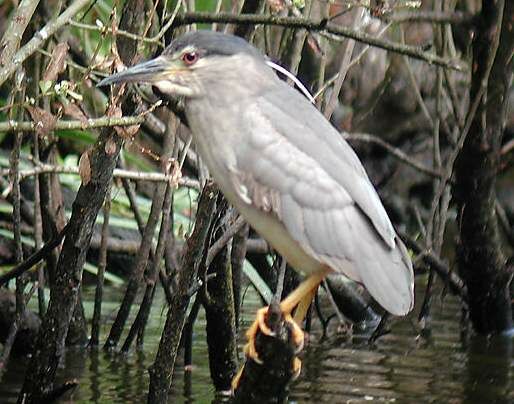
(105, 182, 167, 349)
(231, 223, 248, 326)
(0, 69, 26, 372)
(90, 189, 111, 347)
(148, 182, 218, 404)
(202, 204, 238, 391)
(324, 7, 365, 119)
(122, 180, 174, 352)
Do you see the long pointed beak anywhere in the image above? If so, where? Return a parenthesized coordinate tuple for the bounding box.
(97, 56, 171, 87)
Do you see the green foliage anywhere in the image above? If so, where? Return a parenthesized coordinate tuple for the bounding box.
(243, 261, 273, 304)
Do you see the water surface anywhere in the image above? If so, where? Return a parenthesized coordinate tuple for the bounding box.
(1, 283, 512, 403)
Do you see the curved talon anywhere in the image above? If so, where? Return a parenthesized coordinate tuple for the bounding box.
(284, 313, 305, 353)
(242, 306, 305, 370)
(244, 341, 263, 364)
(231, 365, 245, 391)
(291, 357, 302, 380)
(256, 307, 275, 337)
(244, 306, 277, 365)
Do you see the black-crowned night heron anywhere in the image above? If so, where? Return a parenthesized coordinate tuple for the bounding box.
(99, 29, 414, 376)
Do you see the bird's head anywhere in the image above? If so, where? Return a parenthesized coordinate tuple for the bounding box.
(98, 30, 265, 98)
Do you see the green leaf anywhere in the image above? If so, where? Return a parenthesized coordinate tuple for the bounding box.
(243, 260, 273, 304)
(0, 229, 124, 285)
(84, 262, 124, 285)
(39, 80, 53, 95)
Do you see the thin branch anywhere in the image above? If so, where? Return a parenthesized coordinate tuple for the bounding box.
(0, 163, 199, 188)
(205, 215, 246, 267)
(381, 10, 475, 25)
(401, 27, 434, 127)
(0, 0, 41, 65)
(0, 224, 69, 287)
(398, 230, 466, 300)
(314, 22, 392, 101)
(343, 132, 442, 178)
(169, 12, 464, 70)
(89, 189, 111, 347)
(0, 115, 143, 133)
(501, 138, 514, 156)
(0, 0, 92, 87)
(324, 8, 365, 119)
(69, 20, 163, 46)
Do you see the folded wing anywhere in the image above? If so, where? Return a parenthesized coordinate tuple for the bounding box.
(229, 84, 414, 315)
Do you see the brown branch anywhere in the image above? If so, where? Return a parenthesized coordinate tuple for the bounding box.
(0, 0, 91, 87)
(453, 0, 514, 334)
(169, 12, 464, 70)
(148, 182, 218, 403)
(1, 101, 26, 372)
(205, 215, 246, 267)
(104, 180, 168, 349)
(382, 10, 475, 25)
(398, 230, 466, 300)
(0, 0, 41, 66)
(69, 20, 163, 46)
(0, 115, 144, 133)
(0, 163, 200, 188)
(202, 201, 238, 392)
(343, 132, 442, 178)
(122, 179, 175, 352)
(89, 190, 111, 347)
(0, 227, 69, 288)
(324, 9, 364, 119)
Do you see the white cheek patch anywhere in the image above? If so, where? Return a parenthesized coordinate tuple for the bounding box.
(154, 80, 194, 97)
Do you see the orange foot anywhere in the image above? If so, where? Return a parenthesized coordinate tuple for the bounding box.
(231, 306, 304, 391)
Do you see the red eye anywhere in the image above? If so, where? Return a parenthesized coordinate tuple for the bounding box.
(182, 51, 198, 65)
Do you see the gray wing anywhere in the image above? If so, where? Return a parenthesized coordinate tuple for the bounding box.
(230, 83, 414, 315)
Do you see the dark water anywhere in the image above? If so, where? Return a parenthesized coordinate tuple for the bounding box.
(1, 283, 513, 403)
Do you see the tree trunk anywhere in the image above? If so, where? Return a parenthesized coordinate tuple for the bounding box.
(453, 0, 514, 334)
(18, 126, 125, 402)
(202, 203, 238, 392)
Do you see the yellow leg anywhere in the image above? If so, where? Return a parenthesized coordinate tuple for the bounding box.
(231, 366, 245, 391)
(293, 286, 317, 324)
(280, 267, 331, 314)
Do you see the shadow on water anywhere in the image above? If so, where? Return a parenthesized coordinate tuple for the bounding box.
(0, 283, 512, 403)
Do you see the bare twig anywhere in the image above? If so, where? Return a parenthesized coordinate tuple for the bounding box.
(0, 0, 41, 66)
(0, 115, 143, 133)
(1, 72, 27, 371)
(343, 132, 442, 178)
(0, 224, 69, 287)
(205, 216, 246, 267)
(0, 163, 199, 188)
(148, 182, 218, 403)
(324, 8, 365, 119)
(381, 10, 475, 25)
(0, 0, 92, 87)
(70, 20, 163, 46)
(400, 27, 433, 127)
(105, 180, 168, 349)
(89, 190, 111, 347)
(398, 230, 466, 299)
(169, 12, 463, 70)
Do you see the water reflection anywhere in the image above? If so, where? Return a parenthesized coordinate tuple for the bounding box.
(464, 336, 513, 404)
(0, 285, 512, 403)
